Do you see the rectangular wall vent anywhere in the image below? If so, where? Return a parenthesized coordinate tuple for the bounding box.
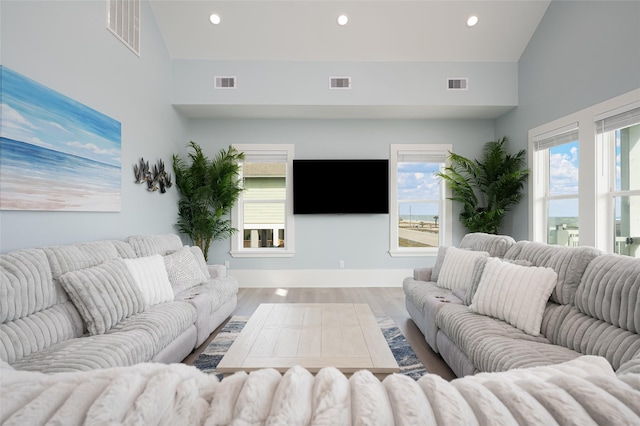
(107, 0, 140, 56)
(447, 78, 468, 90)
(330, 77, 351, 89)
(215, 76, 237, 89)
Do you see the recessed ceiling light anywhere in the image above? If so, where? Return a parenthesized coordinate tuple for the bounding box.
(467, 15, 478, 27)
(337, 14, 349, 26)
(209, 13, 221, 25)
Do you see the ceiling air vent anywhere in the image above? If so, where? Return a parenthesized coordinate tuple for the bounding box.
(107, 0, 140, 56)
(330, 77, 351, 89)
(447, 78, 468, 90)
(215, 76, 237, 89)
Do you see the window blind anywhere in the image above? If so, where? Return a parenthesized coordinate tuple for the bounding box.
(595, 106, 640, 134)
(242, 151, 289, 163)
(397, 149, 448, 163)
(533, 123, 579, 151)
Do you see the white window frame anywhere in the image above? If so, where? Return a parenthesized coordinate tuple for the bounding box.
(528, 89, 640, 252)
(389, 144, 452, 257)
(595, 102, 640, 255)
(230, 144, 295, 258)
(530, 123, 580, 244)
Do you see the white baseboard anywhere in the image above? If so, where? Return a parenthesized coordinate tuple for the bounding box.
(229, 269, 410, 288)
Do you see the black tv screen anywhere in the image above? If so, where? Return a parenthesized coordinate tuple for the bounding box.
(293, 159, 389, 214)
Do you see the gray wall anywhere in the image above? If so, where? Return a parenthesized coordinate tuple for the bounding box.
(495, 0, 640, 241)
(0, 0, 187, 252)
(188, 118, 494, 269)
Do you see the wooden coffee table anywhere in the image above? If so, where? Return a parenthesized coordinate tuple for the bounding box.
(216, 303, 399, 377)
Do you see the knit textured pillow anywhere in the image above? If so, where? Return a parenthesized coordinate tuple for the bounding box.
(59, 259, 145, 335)
(163, 247, 209, 295)
(123, 254, 175, 306)
(188, 246, 211, 280)
(437, 246, 489, 290)
(470, 257, 558, 336)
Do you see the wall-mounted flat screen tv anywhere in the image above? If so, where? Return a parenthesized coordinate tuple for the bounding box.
(293, 159, 389, 214)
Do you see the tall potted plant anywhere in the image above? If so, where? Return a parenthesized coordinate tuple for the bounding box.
(172, 141, 244, 260)
(435, 137, 529, 234)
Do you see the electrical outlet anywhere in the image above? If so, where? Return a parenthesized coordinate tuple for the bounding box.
(339, 260, 344, 269)
(224, 260, 230, 269)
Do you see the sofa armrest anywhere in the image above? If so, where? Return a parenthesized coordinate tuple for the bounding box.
(413, 267, 433, 282)
(208, 264, 227, 279)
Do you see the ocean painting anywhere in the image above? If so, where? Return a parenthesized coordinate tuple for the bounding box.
(0, 66, 121, 211)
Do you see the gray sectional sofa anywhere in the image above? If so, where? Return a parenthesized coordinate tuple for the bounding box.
(404, 233, 640, 378)
(0, 234, 238, 373)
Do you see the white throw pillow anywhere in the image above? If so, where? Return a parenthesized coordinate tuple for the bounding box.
(123, 254, 175, 306)
(469, 257, 558, 336)
(164, 247, 209, 295)
(437, 246, 489, 290)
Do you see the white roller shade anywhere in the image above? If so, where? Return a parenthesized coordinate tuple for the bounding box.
(397, 149, 448, 163)
(242, 150, 289, 163)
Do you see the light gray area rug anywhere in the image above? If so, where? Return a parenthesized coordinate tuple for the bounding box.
(193, 316, 427, 380)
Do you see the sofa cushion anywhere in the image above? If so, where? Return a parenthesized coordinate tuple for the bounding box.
(110, 240, 137, 259)
(459, 233, 516, 258)
(111, 300, 197, 356)
(436, 304, 579, 373)
(126, 234, 184, 257)
(437, 247, 488, 290)
(403, 277, 464, 352)
(503, 241, 601, 305)
(175, 277, 238, 309)
(123, 255, 175, 306)
(163, 247, 208, 295)
(1, 249, 56, 323)
(44, 242, 122, 281)
(9, 328, 159, 372)
(59, 259, 145, 335)
(0, 302, 85, 364)
(574, 254, 640, 334)
(470, 258, 557, 336)
(541, 303, 640, 371)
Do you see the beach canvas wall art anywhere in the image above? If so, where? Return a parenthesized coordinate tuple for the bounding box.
(0, 66, 121, 211)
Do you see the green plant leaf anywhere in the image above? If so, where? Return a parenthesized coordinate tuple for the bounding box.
(173, 142, 245, 260)
(438, 136, 529, 234)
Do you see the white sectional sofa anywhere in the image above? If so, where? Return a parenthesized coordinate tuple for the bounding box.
(404, 233, 640, 378)
(0, 234, 238, 372)
(2, 233, 640, 424)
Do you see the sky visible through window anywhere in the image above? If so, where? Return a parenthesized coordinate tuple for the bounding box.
(548, 141, 579, 217)
(397, 162, 440, 217)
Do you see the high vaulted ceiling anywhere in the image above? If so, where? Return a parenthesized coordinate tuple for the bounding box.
(150, 0, 551, 63)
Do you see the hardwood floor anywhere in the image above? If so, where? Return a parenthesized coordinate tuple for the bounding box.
(183, 287, 456, 381)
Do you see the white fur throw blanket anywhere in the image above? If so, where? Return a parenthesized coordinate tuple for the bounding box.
(2, 356, 639, 425)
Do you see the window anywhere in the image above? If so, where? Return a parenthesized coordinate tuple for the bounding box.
(596, 106, 640, 257)
(389, 144, 452, 256)
(531, 125, 580, 246)
(529, 90, 639, 254)
(231, 144, 295, 257)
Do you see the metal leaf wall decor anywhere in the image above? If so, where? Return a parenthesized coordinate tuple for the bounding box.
(133, 158, 172, 193)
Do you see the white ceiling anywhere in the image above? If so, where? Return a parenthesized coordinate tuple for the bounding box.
(150, 0, 551, 118)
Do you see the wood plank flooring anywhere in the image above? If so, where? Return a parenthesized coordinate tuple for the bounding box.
(182, 287, 456, 381)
